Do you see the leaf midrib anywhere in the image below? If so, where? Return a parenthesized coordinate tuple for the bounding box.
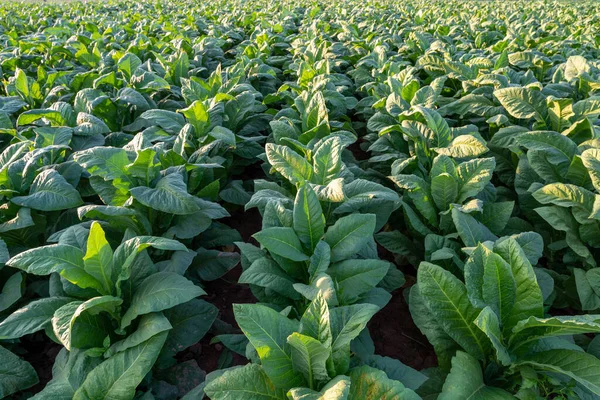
(426, 267, 487, 357)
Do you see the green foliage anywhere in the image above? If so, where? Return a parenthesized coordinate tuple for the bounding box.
(205, 295, 418, 399)
(2, 0, 600, 398)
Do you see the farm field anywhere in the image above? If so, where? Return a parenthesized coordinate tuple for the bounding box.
(1, 0, 600, 398)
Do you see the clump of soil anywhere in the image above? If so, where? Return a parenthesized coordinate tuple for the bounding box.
(19, 334, 62, 394)
(193, 261, 255, 373)
(368, 277, 437, 370)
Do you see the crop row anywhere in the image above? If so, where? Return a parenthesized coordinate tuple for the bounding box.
(1, 0, 600, 399)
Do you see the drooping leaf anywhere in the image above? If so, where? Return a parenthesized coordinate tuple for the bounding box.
(438, 351, 513, 400)
(494, 87, 549, 126)
(130, 173, 227, 216)
(0, 345, 39, 398)
(517, 350, 600, 396)
(0, 297, 73, 339)
(0, 272, 24, 312)
(12, 169, 83, 211)
(30, 349, 100, 400)
(107, 312, 172, 357)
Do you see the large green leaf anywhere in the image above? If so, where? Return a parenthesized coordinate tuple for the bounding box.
(73, 331, 168, 400)
(329, 304, 379, 374)
(308, 241, 331, 281)
(8, 244, 105, 293)
(266, 143, 312, 185)
(107, 312, 172, 357)
(19, 108, 66, 128)
(130, 173, 225, 216)
(482, 253, 516, 324)
(0, 345, 39, 398)
(533, 183, 594, 212)
(12, 169, 83, 211)
(30, 349, 100, 400)
(73, 147, 131, 181)
(83, 222, 114, 294)
(312, 136, 343, 185)
(412, 106, 452, 147)
(473, 307, 512, 366)
(418, 262, 490, 360)
(0, 297, 73, 339)
(451, 208, 498, 247)
(435, 135, 488, 159)
(573, 97, 600, 120)
(494, 87, 549, 126)
(518, 131, 578, 180)
(253, 227, 309, 262)
(300, 294, 332, 348)
(518, 130, 577, 160)
(160, 299, 217, 360)
(518, 350, 600, 396)
(509, 315, 600, 351)
(494, 238, 544, 332)
(204, 364, 286, 400)
(455, 158, 495, 203)
(287, 376, 350, 400)
(14, 68, 29, 100)
(114, 236, 189, 294)
(179, 100, 210, 135)
(117, 53, 142, 80)
(464, 243, 493, 309)
(52, 300, 114, 351)
(239, 257, 302, 300)
(327, 259, 389, 304)
(475, 201, 514, 236)
(8, 245, 84, 276)
(348, 366, 420, 400)
(287, 332, 330, 388)
(294, 185, 325, 252)
(323, 214, 376, 263)
(0, 272, 24, 312)
(438, 351, 513, 400)
(139, 109, 185, 133)
(359, 354, 427, 391)
(389, 175, 437, 227)
(582, 149, 600, 192)
(234, 303, 304, 390)
(431, 173, 457, 211)
(409, 286, 459, 370)
(120, 272, 205, 329)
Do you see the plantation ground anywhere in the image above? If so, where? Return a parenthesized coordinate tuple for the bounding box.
(2, 0, 600, 399)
